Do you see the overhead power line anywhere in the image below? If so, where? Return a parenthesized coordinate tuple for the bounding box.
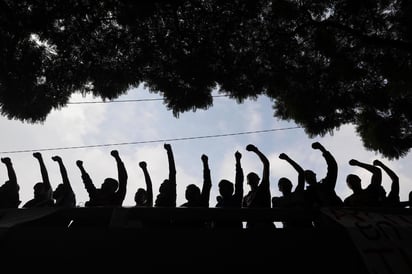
(68, 98, 163, 104)
(0, 127, 301, 154)
(67, 95, 229, 105)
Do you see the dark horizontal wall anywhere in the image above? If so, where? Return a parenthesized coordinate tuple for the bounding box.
(0, 207, 372, 273)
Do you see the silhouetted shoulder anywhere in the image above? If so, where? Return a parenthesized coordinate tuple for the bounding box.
(23, 198, 54, 208)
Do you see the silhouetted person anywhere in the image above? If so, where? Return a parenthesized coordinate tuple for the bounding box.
(77, 150, 128, 207)
(181, 154, 211, 207)
(155, 143, 176, 207)
(214, 151, 244, 229)
(272, 153, 305, 207)
(373, 159, 401, 207)
(346, 159, 386, 207)
(344, 174, 366, 207)
(303, 142, 343, 208)
(135, 161, 153, 207)
(243, 144, 274, 229)
(243, 145, 271, 208)
(175, 154, 212, 228)
(272, 153, 311, 228)
(52, 155, 76, 207)
(0, 157, 20, 208)
(23, 152, 54, 208)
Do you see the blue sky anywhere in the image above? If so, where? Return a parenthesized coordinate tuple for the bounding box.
(0, 84, 411, 207)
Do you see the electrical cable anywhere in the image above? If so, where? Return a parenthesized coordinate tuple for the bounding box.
(0, 127, 301, 154)
(67, 95, 229, 104)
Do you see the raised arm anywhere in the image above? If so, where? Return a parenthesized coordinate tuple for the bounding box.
(201, 154, 212, 207)
(373, 159, 399, 199)
(349, 159, 382, 187)
(1, 157, 20, 207)
(139, 161, 153, 207)
(1, 157, 17, 185)
(279, 153, 305, 193)
(76, 160, 96, 194)
(312, 142, 338, 190)
(246, 144, 270, 189)
(33, 152, 52, 195)
(164, 143, 176, 206)
(233, 151, 244, 204)
(164, 144, 176, 182)
(52, 155, 71, 189)
(111, 150, 128, 205)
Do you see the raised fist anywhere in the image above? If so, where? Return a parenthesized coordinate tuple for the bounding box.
(201, 154, 208, 162)
(279, 153, 288, 160)
(246, 144, 257, 151)
(139, 161, 147, 169)
(373, 159, 382, 166)
(164, 143, 171, 150)
(349, 159, 358, 166)
(110, 150, 119, 157)
(33, 152, 42, 159)
(235, 151, 242, 160)
(311, 142, 322, 150)
(1, 157, 11, 164)
(51, 155, 62, 162)
(76, 160, 83, 167)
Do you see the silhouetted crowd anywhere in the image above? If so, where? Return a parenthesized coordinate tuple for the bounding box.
(0, 142, 410, 228)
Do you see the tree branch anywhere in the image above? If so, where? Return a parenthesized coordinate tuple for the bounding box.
(315, 19, 412, 52)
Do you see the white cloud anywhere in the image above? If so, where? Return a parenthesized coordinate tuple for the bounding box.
(242, 99, 263, 130)
(1, 86, 412, 209)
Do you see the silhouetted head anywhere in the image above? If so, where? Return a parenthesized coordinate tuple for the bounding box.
(53, 183, 67, 199)
(101, 178, 118, 194)
(33, 182, 46, 199)
(134, 188, 148, 206)
(346, 174, 362, 193)
(185, 184, 201, 203)
(218, 180, 234, 198)
(304, 170, 317, 185)
(3, 180, 19, 192)
(278, 177, 292, 195)
(246, 172, 260, 189)
(159, 179, 169, 194)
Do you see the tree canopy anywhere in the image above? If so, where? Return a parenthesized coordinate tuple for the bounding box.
(1, 0, 412, 159)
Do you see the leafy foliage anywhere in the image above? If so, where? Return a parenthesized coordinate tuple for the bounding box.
(1, 0, 412, 158)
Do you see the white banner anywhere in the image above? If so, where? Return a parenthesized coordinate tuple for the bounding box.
(0, 208, 58, 228)
(322, 208, 412, 274)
